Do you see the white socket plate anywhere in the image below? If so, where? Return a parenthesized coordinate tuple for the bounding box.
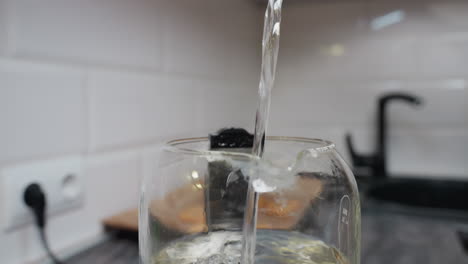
(1, 156, 84, 231)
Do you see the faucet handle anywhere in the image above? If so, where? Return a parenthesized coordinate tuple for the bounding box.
(345, 133, 376, 168)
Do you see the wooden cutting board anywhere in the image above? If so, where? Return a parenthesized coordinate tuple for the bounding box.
(103, 176, 323, 233)
(103, 208, 139, 232)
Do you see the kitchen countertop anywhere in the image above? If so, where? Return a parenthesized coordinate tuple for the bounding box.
(360, 209, 467, 263)
(67, 203, 468, 264)
(67, 236, 139, 264)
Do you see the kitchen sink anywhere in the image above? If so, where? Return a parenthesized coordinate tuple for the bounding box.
(364, 177, 468, 212)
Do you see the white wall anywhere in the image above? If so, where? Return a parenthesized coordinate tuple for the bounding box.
(268, 0, 468, 177)
(0, 0, 259, 263)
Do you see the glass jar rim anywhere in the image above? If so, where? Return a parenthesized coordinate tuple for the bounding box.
(165, 136, 335, 158)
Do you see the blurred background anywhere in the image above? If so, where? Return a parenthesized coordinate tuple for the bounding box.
(0, 0, 467, 263)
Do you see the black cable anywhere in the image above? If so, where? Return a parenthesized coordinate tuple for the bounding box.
(24, 183, 65, 264)
(39, 227, 64, 264)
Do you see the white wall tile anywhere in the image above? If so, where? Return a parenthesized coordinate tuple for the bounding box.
(10, 0, 163, 69)
(0, 59, 86, 164)
(358, 35, 419, 78)
(368, 0, 468, 78)
(0, 0, 7, 56)
(84, 150, 141, 219)
(415, 33, 468, 77)
(164, 0, 259, 80)
(425, 1, 468, 32)
(278, 2, 369, 81)
(164, 76, 212, 138)
(269, 79, 379, 131)
(200, 80, 257, 135)
(88, 70, 167, 151)
(87, 71, 210, 151)
(388, 129, 468, 177)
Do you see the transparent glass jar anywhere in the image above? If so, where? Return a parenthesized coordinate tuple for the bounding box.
(140, 137, 360, 264)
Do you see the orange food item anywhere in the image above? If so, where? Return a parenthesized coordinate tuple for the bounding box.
(178, 205, 205, 224)
(151, 176, 324, 233)
(258, 195, 302, 217)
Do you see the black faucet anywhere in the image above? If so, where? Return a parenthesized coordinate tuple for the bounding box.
(346, 92, 423, 178)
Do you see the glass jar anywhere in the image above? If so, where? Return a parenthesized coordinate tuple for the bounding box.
(140, 137, 360, 264)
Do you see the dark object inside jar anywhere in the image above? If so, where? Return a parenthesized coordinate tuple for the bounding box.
(207, 128, 253, 230)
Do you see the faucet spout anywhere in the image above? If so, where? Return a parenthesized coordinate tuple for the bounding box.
(377, 93, 423, 178)
(346, 92, 423, 178)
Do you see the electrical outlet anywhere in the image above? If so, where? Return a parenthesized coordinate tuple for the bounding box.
(2, 156, 84, 231)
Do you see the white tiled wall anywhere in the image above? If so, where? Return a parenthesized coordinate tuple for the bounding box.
(388, 129, 468, 177)
(0, 0, 7, 56)
(1, 0, 467, 263)
(0, 0, 259, 263)
(269, 0, 468, 177)
(87, 70, 169, 151)
(11, 0, 164, 69)
(164, 0, 259, 80)
(84, 150, 142, 220)
(0, 59, 87, 164)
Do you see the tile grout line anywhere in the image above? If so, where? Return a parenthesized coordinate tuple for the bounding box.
(83, 67, 93, 156)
